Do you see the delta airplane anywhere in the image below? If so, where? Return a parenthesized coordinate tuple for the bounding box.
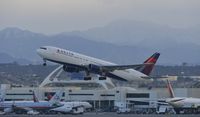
(37, 46, 160, 81)
(166, 80, 200, 114)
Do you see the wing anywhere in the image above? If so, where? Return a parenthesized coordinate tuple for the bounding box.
(13, 106, 40, 114)
(13, 106, 32, 111)
(99, 63, 153, 71)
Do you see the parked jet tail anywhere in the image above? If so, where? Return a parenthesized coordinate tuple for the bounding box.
(0, 87, 6, 102)
(32, 91, 39, 102)
(136, 52, 160, 76)
(49, 90, 63, 106)
(166, 80, 175, 98)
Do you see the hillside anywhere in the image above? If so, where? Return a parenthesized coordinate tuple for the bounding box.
(0, 20, 200, 65)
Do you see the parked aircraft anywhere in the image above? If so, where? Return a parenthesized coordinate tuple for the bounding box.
(166, 80, 200, 114)
(0, 91, 63, 114)
(49, 101, 92, 114)
(0, 90, 92, 115)
(37, 46, 160, 81)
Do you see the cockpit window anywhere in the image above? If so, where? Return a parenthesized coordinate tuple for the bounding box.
(40, 47, 47, 50)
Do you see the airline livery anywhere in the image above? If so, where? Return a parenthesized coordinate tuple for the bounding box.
(37, 46, 160, 81)
(0, 91, 63, 114)
(166, 80, 200, 114)
(0, 90, 92, 114)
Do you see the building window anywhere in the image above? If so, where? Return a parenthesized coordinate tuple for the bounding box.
(129, 101, 149, 105)
(6, 93, 32, 96)
(126, 93, 149, 98)
(44, 92, 65, 97)
(101, 94, 115, 97)
(69, 94, 93, 96)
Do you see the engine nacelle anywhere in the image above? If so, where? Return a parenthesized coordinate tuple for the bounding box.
(27, 110, 39, 115)
(84, 76, 92, 80)
(71, 106, 84, 114)
(4, 108, 13, 113)
(63, 65, 79, 72)
(88, 64, 102, 74)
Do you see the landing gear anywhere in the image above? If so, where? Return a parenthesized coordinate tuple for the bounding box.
(99, 76, 106, 80)
(84, 70, 92, 80)
(83, 70, 107, 80)
(43, 59, 47, 66)
(84, 76, 92, 80)
(174, 108, 181, 114)
(43, 63, 47, 66)
(99, 72, 107, 80)
(71, 106, 84, 114)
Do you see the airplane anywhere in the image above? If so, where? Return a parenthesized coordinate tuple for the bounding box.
(0, 90, 92, 115)
(37, 46, 160, 81)
(0, 90, 63, 114)
(45, 91, 92, 114)
(49, 101, 92, 114)
(166, 80, 200, 114)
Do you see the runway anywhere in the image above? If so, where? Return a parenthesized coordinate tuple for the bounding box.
(1, 112, 200, 117)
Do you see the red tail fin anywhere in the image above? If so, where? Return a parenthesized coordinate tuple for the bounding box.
(47, 93, 53, 101)
(166, 80, 175, 98)
(140, 52, 160, 75)
(33, 91, 39, 102)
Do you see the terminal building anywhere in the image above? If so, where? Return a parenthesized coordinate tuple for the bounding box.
(2, 83, 200, 111)
(1, 66, 200, 112)
(2, 83, 156, 109)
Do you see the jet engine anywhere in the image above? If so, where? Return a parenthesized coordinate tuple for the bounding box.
(88, 64, 102, 74)
(4, 108, 13, 113)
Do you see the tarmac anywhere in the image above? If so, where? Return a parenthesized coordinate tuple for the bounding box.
(1, 112, 200, 117)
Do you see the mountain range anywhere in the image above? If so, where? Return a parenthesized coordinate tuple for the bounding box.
(0, 20, 200, 65)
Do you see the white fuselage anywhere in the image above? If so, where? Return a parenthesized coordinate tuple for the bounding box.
(50, 101, 92, 113)
(0, 101, 53, 109)
(0, 100, 91, 113)
(37, 46, 147, 81)
(166, 97, 200, 108)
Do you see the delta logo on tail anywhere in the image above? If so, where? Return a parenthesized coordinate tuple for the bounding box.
(136, 52, 160, 75)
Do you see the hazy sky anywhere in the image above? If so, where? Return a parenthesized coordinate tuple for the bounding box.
(0, 0, 200, 34)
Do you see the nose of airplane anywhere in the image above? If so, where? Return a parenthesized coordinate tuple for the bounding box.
(36, 49, 41, 55)
(165, 98, 174, 105)
(165, 99, 170, 103)
(88, 103, 92, 108)
(36, 49, 44, 57)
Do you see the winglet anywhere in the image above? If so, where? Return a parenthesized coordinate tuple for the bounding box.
(140, 52, 160, 75)
(166, 80, 175, 98)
